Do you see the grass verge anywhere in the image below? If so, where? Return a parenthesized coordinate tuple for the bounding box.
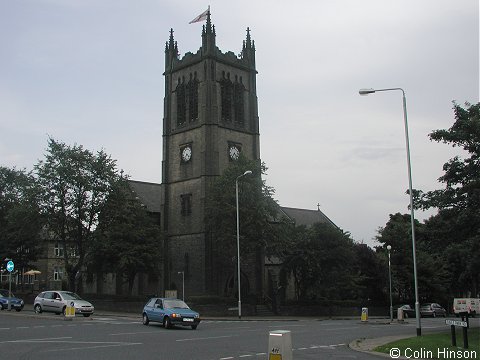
(374, 327, 479, 359)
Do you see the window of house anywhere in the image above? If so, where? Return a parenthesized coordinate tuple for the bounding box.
(53, 267, 62, 281)
(180, 194, 192, 216)
(54, 243, 64, 257)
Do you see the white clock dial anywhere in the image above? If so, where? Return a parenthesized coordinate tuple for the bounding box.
(229, 146, 240, 160)
(182, 146, 192, 162)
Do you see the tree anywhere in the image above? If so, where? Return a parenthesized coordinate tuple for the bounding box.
(0, 166, 43, 286)
(282, 223, 360, 301)
(415, 102, 480, 297)
(35, 138, 120, 292)
(205, 155, 290, 297)
(92, 176, 163, 295)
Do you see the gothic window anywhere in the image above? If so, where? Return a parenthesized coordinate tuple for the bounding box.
(187, 77, 199, 122)
(176, 80, 186, 126)
(221, 72, 244, 127)
(180, 193, 192, 216)
(234, 81, 245, 126)
(220, 76, 233, 122)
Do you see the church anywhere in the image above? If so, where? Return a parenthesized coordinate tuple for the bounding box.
(127, 12, 337, 301)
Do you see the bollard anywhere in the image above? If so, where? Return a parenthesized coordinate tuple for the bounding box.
(361, 307, 368, 322)
(397, 308, 404, 322)
(64, 301, 75, 321)
(268, 330, 292, 360)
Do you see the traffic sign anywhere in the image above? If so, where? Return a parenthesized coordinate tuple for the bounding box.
(6, 261, 14, 272)
(446, 319, 468, 328)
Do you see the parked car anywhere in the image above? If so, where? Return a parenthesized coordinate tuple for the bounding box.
(142, 297, 200, 329)
(0, 289, 24, 311)
(420, 303, 446, 317)
(453, 298, 479, 317)
(34, 290, 94, 317)
(393, 304, 416, 318)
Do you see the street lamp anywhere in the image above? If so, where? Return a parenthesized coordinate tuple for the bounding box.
(236, 170, 252, 319)
(178, 271, 185, 301)
(387, 245, 393, 322)
(359, 87, 421, 336)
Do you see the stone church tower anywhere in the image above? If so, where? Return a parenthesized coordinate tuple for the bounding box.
(161, 13, 260, 296)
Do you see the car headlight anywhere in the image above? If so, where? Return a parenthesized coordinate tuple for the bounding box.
(20, 300, 24, 305)
(172, 313, 180, 318)
(195, 314, 199, 318)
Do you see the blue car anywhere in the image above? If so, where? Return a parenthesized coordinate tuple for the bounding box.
(142, 298, 201, 330)
(0, 289, 24, 311)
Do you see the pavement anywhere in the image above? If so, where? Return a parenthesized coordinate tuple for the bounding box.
(348, 334, 413, 358)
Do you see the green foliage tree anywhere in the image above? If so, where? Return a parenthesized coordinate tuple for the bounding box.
(34, 138, 120, 292)
(415, 102, 480, 297)
(205, 155, 290, 298)
(0, 166, 43, 287)
(92, 176, 163, 295)
(282, 223, 361, 301)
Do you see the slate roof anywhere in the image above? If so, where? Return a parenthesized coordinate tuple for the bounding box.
(128, 180, 163, 213)
(279, 206, 338, 229)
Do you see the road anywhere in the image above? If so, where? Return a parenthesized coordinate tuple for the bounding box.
(0, 310, 478, 360)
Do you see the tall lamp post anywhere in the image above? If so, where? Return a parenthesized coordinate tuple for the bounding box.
(236, 170, 252, 319)
(178, 271, 185, 301)
(387, 245, 393, 322)
(359, 87, 421, 336)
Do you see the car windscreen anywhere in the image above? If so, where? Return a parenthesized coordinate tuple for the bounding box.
(164, 300, 189, 309)
(61, 292, 83, 300)
(0, 290, 12, 297)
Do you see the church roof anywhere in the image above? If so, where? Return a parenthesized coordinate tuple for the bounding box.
(128, 180, 163, 213)
(279, 206, 338, 229)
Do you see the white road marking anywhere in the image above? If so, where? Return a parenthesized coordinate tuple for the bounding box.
(43, 342, 142, 352)
(0, 336, 72, 344)
(109, 331, 161, 336)
(177, 335, 239, 342)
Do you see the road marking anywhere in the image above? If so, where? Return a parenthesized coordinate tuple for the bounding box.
(42, 341, 142, 352)
(16, 326, 29, 329)
(109, 331, 161, 336)
(176, 335, 239, 342)
(0, 336, 72, 344)
(220, 357, 234, 360)
(255, 353, 266, 356)
(0, 328, 11, 330)
(268, 324, 306, 328)
(324, 326, 359, 331)
(239, 355, 253, 358)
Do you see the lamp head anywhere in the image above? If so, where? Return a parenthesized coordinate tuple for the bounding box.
(387, 245, 392, 251)
(359, 88, 376, 96)
(243, 170, 252, 176)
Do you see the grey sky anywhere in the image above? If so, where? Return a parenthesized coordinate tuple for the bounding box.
(1, 0, 478, 246)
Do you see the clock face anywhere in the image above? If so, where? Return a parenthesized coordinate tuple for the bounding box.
(182, 146, 192, 162)
(229, 145, 240, 160)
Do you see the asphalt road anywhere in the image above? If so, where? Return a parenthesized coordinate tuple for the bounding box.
(1, 310, 478, 360)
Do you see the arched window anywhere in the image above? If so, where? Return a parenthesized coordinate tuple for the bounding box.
(187, 78, 199, 122)
(176, 80, 186, 126)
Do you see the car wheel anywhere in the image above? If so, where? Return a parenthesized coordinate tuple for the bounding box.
(142, 313, 149, 326)
(433, 312, 436, 318)
(34, 304, 42, 314)
(62, 306, 67, 316)
(191, 324, 197, 330)
(164, 316, 171, 329)
(83, 314, 91, 317)
(404, 313, 409, 319)
(15, 309, 21, 312)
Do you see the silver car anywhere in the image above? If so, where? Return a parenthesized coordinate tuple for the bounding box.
(34, 291, 94, 317)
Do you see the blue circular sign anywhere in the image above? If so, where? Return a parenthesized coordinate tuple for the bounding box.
(6, 261, 14, 272)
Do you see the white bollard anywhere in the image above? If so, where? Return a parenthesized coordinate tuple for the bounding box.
(397, 308, 404, 322)
(268, 330, 292, 360)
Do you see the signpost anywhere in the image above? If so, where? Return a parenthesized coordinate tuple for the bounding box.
(6, 260, 14, 311)
(446, 317, 469, 348)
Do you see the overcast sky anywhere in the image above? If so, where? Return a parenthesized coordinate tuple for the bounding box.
(1, 0, 478, 246)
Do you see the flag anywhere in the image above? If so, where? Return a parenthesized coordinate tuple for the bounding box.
(189, 6, 209, 24)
